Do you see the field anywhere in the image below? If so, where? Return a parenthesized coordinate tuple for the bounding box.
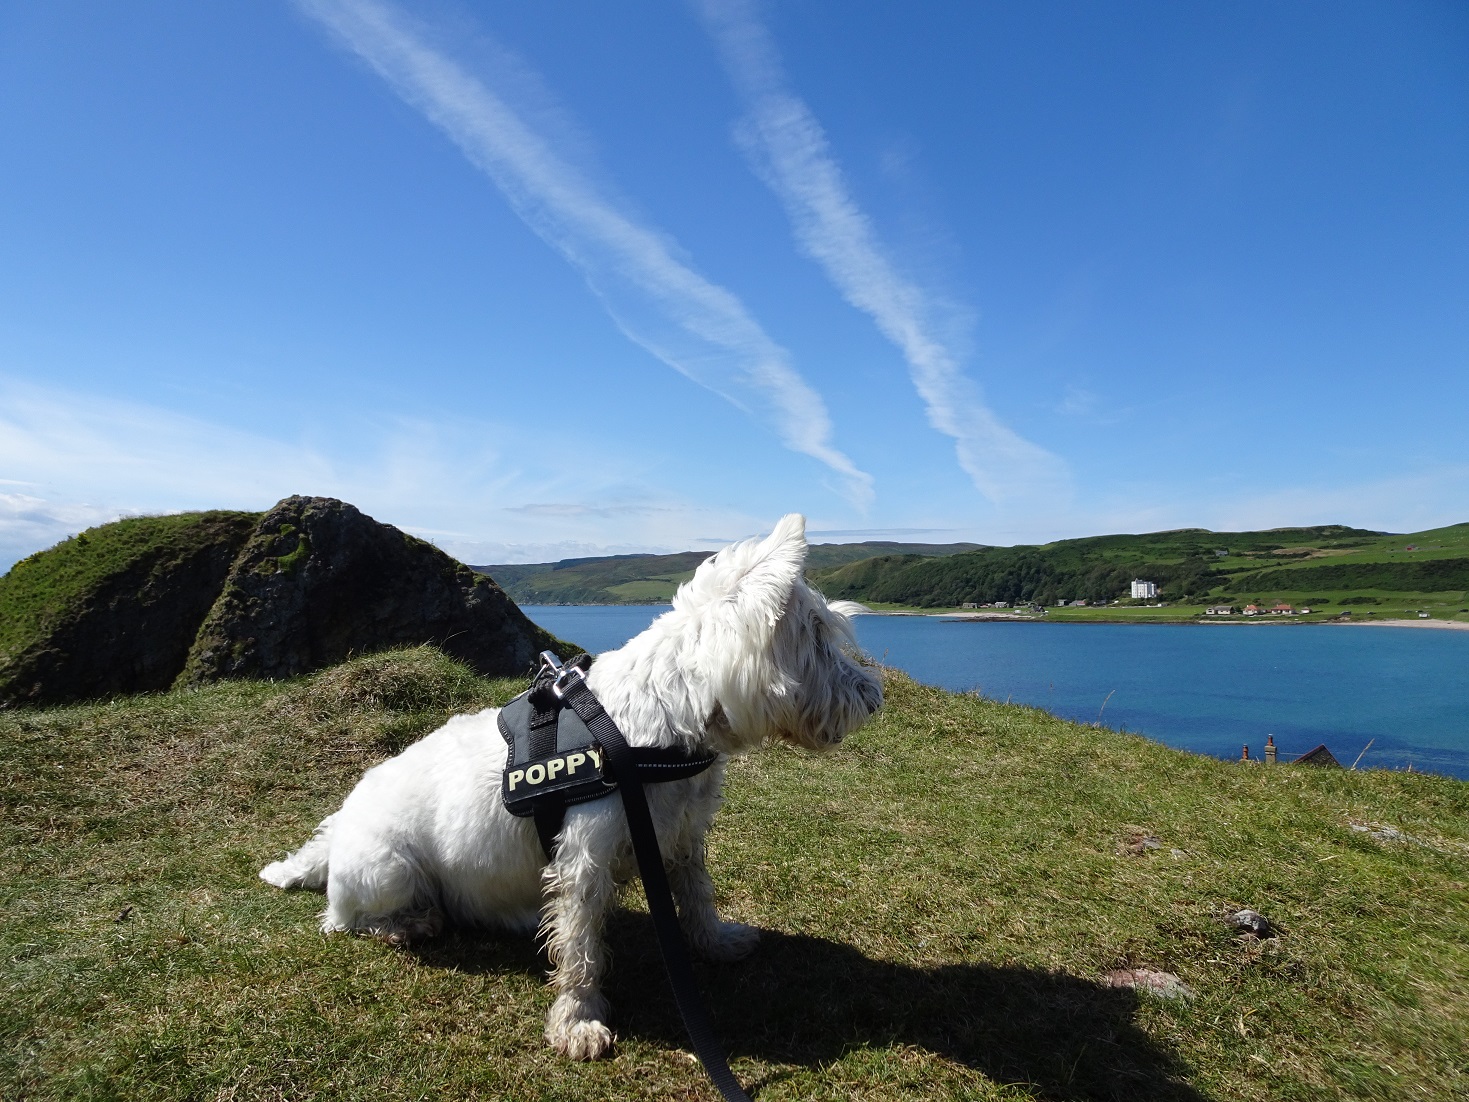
(4, 647, 1467, 1100)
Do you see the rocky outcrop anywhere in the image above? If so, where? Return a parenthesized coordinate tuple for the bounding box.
(0, 512, 258, 707)
(177, 496, 562, 686)
(1, 497, 569, 706)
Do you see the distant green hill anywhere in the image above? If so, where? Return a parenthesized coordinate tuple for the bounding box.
(1226, 557, 1469, 596)
(808, 522, 1469, 611)
(476, 542, 982, 605)
(478, 525, 1469, 613)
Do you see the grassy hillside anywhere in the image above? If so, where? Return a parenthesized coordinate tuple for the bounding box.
(0, 511, 260, 663)
(0, 512, 262, 704)
(810, 523, 1469, 618)
(479, 542, 982, 605)
(3, 647, 1465, 1100)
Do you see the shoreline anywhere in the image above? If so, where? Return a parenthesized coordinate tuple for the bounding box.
(1335, 617, 1469, 631)
(857, 609, 1469, 630)
(520, 603, 1469, 631)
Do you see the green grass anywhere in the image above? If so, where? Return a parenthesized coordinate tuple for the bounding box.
(604, 572, 700, 601)
(3, 648, 1466, 1100)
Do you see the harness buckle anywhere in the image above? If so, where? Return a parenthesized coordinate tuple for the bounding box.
(551, 663, 586, 699)
(537, 650, 565, 678)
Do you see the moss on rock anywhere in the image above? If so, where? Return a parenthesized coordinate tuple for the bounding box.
(1, 497, 576, 705)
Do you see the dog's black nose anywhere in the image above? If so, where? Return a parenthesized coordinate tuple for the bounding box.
(859, 676, 884, 715)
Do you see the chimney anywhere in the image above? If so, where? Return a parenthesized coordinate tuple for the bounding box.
(1264, 735, 1277, 764)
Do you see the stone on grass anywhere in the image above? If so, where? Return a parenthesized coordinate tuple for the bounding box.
(1229, 909, 1274, 938)
(1118, 828, 1163, 857)
(1101, 968, 1196, 1001)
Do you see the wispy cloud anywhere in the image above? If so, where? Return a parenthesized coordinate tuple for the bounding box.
(297, 0, 872, 506)
(808, 527, 965, 540)
(435, 537, 683, 567)
(0, 377, 777, 571)
(697, 0, 1069, 505)
(1056, 384, 1125, 424)
(1200, 466, 1469, 537)
(0, 492, 128, 569)
(508, 502, 678, 520)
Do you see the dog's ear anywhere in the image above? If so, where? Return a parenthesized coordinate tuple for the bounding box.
(734, 513, 807, 622)
(676, 513, 807, 628)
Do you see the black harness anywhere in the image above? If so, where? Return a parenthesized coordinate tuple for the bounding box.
(498, 651, 751, 1102)
(499, 652, 719, 859)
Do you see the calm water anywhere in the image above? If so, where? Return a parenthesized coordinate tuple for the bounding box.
(523, 605, 1469, 779)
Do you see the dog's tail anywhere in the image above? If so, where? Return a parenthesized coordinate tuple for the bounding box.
(259, 814, 335, 891)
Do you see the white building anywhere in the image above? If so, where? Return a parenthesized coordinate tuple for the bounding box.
(1130, 579, 1159, 599)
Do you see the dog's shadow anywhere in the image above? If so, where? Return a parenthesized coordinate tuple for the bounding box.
(408, 912, 1211, 1101)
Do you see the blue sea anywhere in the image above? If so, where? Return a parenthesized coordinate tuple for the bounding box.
(523, 605, 1469, 780)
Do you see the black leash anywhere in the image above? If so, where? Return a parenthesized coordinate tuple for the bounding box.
(553, 667, 754, 1102)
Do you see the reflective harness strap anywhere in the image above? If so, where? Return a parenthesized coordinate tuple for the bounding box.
(525, 689, 564, 858)
(555, 672, 753, 1102)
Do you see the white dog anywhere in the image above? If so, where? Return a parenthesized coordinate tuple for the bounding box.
(260, 514, 883, 1059)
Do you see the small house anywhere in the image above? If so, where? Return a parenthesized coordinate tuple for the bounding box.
(1293, 744, 1342, 768)
(1243, 603, 1262, 616)
(1270, 603, 1295, 615)
(1205, 605, 1235, 616)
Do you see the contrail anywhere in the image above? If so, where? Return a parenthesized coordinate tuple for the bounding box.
(299, 0, 873, 506)
(698, 0, 1070, 504)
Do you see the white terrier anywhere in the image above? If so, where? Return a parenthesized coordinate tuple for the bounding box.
(260, 514, 883, 1059)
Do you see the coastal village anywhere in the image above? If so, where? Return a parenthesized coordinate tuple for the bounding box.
(959, 578, 1322, 616)
(959, 579, 1442, 620)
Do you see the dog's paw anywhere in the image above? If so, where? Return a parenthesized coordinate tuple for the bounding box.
(550, 1018, 615, 1061)
(546, 995, 615, 1060)
(383, 909, 444, 946)
(694, 920, 761, 962)
(259, 860, 300, 889)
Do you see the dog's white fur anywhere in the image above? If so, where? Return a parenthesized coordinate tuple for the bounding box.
(260, 514, 883, 1059)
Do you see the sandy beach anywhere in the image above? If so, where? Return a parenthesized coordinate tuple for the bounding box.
(1337, 617, 1469, 631)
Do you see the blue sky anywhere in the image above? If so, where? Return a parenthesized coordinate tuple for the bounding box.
(2, 0, 1465, 570)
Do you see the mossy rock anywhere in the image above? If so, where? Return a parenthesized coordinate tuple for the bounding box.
(0, 511, 260, 706)
(1, 497, 576, 706)
(176, 496, 570, 686)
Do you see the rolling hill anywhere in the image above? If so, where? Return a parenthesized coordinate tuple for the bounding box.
(476, 541, 982, 605)
(807, 522, 1469, 611)
(481, 523, 1469, 618)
